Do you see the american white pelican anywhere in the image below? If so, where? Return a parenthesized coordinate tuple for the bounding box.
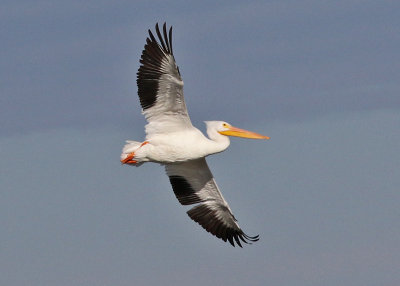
(121, 23, 269, 247)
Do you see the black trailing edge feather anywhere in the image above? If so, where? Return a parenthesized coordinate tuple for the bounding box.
(187, 204, 259, 248)
(169, 176, 204, 205)
(136, 22, 177, 110)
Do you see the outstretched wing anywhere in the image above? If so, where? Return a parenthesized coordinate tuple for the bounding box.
(165, 159, 259, 247)
(137, 23, 192, 136)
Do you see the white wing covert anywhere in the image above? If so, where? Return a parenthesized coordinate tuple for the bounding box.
(165, 159, 259, 247)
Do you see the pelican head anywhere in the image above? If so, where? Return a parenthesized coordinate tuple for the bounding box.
(205, 121, 270, 140)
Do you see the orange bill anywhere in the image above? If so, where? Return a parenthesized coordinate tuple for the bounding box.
(219, 125, 270, 139)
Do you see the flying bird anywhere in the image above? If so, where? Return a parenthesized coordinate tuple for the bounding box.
(121, 23, 269, 247)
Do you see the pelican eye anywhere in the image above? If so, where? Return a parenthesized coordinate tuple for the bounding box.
(222, 123, 228, 128)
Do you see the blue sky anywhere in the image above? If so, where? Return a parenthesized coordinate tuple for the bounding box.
(1, 1, 400, 285)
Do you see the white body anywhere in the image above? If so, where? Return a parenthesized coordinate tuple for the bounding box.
(121, 122, 230, 164)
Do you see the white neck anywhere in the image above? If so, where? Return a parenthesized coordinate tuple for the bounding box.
(205, 128, 231, 155)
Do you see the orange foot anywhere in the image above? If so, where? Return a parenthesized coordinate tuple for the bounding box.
(120, 141, 149, 165)
(121, 152, 137, 165)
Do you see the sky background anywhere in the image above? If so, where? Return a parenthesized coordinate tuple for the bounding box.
(1, 1, 400, 285)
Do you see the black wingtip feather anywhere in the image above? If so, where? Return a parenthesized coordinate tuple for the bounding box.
(163, 23, 172, 55)
(234, 235, 242, 248)
(146, 22, 174, 56)
(155, 23, 168, 53)
(169, 26, 173, 55)
(186, 204, 259, 247)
